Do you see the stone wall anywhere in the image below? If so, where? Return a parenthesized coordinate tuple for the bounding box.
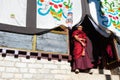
(0, 55, 72, 80)
(0, 55, 119, 80)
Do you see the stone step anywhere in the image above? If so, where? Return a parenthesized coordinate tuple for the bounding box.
(70, 72, 119, 80)
(89, 69, 112, 75)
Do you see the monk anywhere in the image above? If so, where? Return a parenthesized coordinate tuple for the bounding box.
(72, 25, 93, 73)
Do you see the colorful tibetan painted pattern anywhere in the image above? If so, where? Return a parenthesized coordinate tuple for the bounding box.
(37, 0, 72, 21)
(100, 0, 120, 30)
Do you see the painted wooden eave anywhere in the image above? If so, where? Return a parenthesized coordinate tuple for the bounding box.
(0, 47, 72, 62)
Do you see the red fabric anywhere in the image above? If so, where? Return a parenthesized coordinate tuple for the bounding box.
(86, 37, 94, 62)
(72, 53, 93, 70)
(106, 44, 113, 58)
(72, 30, 87, 59)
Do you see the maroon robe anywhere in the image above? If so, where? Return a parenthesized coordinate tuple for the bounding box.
(72, 30, 87, 59)
(72, 30, 93, 70)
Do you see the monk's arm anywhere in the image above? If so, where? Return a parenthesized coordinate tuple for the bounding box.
(74, 35, 86, 47)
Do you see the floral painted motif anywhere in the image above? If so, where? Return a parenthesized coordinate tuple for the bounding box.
(100, 0, 120, 30)
(37, 0, 72, 21)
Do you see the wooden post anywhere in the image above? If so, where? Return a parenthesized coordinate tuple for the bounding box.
(32, 34, 37, 51)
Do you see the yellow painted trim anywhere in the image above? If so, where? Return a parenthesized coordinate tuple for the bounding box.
(50, 30, 67, 35)
(32, 34, 37, 51)
(107, 60, 117, 65)
(113, 38, 120, 62)
(66, 29, 70, 55)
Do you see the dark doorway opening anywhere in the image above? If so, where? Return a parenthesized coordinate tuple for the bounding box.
(81, 15, 110, 69)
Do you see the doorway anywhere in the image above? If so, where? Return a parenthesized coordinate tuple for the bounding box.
(81, 15, 111, 69)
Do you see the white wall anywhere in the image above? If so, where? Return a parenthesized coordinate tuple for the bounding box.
(0, 55, 119, 80)
(0, 55, 72, 80)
